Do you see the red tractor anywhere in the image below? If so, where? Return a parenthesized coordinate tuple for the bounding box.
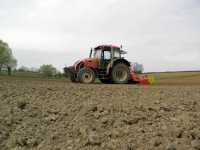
(64, 45, 150, 84)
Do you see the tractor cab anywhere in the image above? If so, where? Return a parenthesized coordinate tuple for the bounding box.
(89, 45, 126, 69)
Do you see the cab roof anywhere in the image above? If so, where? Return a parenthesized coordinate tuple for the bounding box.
(94, 45, 120, 50)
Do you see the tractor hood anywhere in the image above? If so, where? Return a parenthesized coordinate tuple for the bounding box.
(73, 58, 99, 69)
(82, 58, 95, 62)
(73, 58, 92, 65)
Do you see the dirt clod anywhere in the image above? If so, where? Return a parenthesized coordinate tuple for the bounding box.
(153, 138, 162, 147)
(17, 99, 28, 110)
(87, 131, 101, 146)
(191, 140, 200, 150)
(166, 143, 177, 150)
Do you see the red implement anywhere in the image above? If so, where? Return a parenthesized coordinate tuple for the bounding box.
(130, 71, 151, 85)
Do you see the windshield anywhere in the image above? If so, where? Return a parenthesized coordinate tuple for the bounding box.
(93, 49, 102, 59)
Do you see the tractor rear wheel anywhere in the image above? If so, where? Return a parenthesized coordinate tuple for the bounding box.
(111, 63, 130, 84)
(78, 67, 95, 84)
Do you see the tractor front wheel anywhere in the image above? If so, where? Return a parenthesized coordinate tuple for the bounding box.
(78, 68, 95, 84)
(111, 63, 130, 84)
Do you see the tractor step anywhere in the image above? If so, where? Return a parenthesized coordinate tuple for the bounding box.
(97, 69, 107, 78)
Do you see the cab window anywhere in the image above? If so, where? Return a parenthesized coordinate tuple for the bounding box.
(104, 50, 111, 60)
(93, 49, 102, 59)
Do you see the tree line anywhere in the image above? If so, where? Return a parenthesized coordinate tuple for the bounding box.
(0, 39, 63, 78)
(18, 64, 62, 77)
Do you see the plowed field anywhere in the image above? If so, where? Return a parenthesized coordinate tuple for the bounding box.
(1, 74, 200, 150)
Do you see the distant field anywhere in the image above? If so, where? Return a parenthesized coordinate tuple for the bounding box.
(149, 71, 200, 79)
(1, 70, 200, 85)
(148, 71, 200, 85)
(0, 70, 66, 80)
(0, 70, 42, 78)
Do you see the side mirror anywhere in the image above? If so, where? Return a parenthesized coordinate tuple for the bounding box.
(120, 50, 127, 54)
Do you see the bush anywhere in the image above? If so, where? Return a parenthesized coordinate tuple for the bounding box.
(18, 66, 30, 72)
(39, 64, 57, 77)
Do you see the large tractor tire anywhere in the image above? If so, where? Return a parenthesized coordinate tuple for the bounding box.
(78, 67, 95, 84)
(111, 63, 130, 84)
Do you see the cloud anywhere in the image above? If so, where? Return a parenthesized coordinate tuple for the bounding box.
(0, 0, 200, 71)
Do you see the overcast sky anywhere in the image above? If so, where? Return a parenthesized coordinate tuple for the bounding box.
(0, 0, 200, 72)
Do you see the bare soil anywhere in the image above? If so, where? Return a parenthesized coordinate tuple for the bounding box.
(1, 76, 200, 150)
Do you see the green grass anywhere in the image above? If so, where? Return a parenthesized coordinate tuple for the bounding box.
(0, 70, 66, 80)
(147, 71, 200, 80)
(1, 70, 200, 83)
